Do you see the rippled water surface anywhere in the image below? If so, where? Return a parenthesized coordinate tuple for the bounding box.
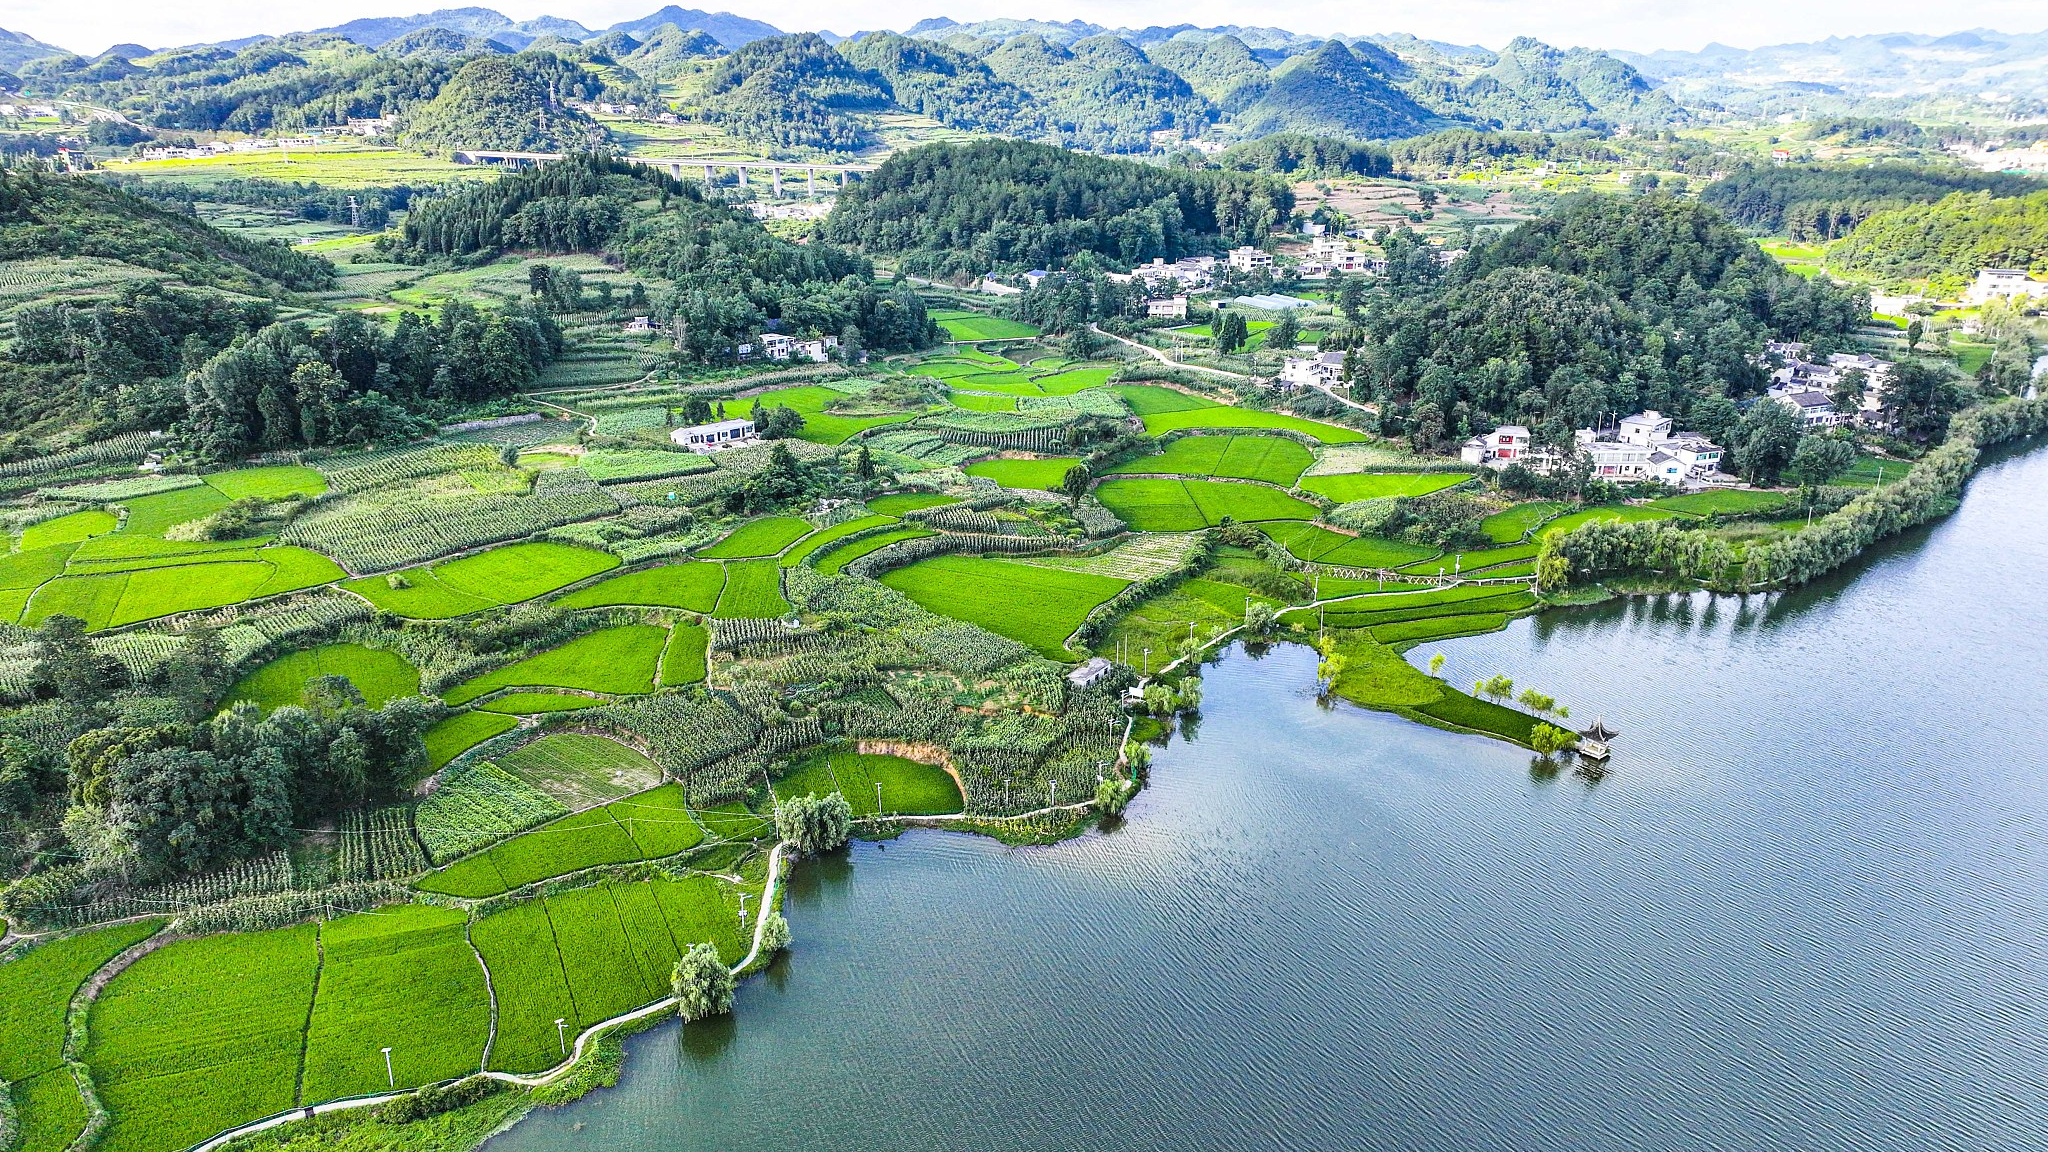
(493, 444, 2048, 1152)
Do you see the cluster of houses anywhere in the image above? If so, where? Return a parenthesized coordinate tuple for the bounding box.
(1761, 342, 1892, 428)
(1462, 412, 1726, 488)
(1279, 351, 1348, 391)
(740, 333, 840, 362)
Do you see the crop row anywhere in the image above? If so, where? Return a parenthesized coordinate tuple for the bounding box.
(335, 806, 429, 882)
(284, 471, 619, 572)
(316, 443, 501, 493)
(39, 473, 204, 503)
(0, 431, 155, 483)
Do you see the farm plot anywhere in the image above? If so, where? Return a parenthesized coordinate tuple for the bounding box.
(1096, 578, 1281, 666)
(416, 784, 700, 899)
(1095, 479, 1317, 532)
(16, 509, 116, 551)
(1394, 542, 1539, 577)
(415, 759, 570, 864)
(546, 886, 662, 1025)
(578, 449, 714, 484)
(747, 385, 923, 444)
(1479, 501, 1566, 543)
(443, 625, 667, 705)
(880, 555, 1128, 660)
(86, 924, 321, 1152)
(424, 711, 519, 769)
(693, 801, 773, 842)
(660, 622, 709, 685)
(19, 547, 346, 631)
(345, 542, 619, 618)
(556, 562, 725, 611)
(1259, 522, 1440, 570)
(472, 899, 579, 1074)
(282, 470, 619, 573)
(966, 456, 1082, 490)
(773, 748, 962, 816)
(1317, 586, 1537, 629)
(113, 485, 230, 536)
(1110, 385, 1216, 415)
(13, 1068, 88, 1152)
(713, 560, 789, 618)
(1105, 436, 1314, 486)
(481, 692, 604, 715)
(495, 733, 664, 808)
(204, 465, 327, 501)
(701, 516, 813, 559)
(222, 643, 419, 712)
(867, 493, 959, 514)
(814, 528, 935, 575)
(1140, 406, 1367, 444)
(932, 309, 1041, 340)
(1016, 533, 1205, 581)
(0, 920, 164, 1084)
(779, 514, 896, 567)
(1646, 489, 1790, 518)
(1299, 472, 1469, 502)
(1537, 506, 1677, 537)
(300, 905, 490, 1101)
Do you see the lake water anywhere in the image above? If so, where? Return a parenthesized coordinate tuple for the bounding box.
(491, 442, 2048, 1152)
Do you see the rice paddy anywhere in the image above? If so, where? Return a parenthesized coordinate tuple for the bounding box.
(1095, 479, 1318, 532)
(931, 310, 1042, 341)
(443, 625, 669, 705)
(556, 562, 726, 611)
(880, 555, 1128, 660)
(222, 643, 420, 711)
(1104, 436, 1315, 486)
(965, 456, 1083, 490)
(1298, 472, 1469, 502)
(772, 747, 963, 816)
(344, 541, 620, 618)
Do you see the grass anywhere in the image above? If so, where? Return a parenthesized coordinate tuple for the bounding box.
(495, 734, 663, 808)
(14, 1068, 88, 1152)
(556, 562, 725, 611)
(1141, 406, 1367, 444)
(480, 692, 602, 714)
(748, 385, 922, 444)
(1833, 455, 1903, 489)
(1394, 542, 1539, 577)
(867, 493, 958, 514)
(1260, 522, 1440, 570)
(1096, 478, 1317, 532)
(713, 560, 789, 618)
(1479, 501, 1566, 543)
(1105, 436, 1315, 486)
(660, 623, 709, 685)
(779, 514, 896, 567)
(300, 905, 489, 1101)
(881, 555, 1127, 660)
(204, 465, 327, 501)
(424, 711, 519, 769)
(17, 509, 116, 551)
(0, 920, 163, 1084)
(1537, 506, 1677, 537)
(932, 309, 1042, 340)
(1110, 385, 1215, 415)
(87, 923, 321, 1152)
(1096, 578, 1280, 667)
(814, 527, 935, 575)
(346, 542, 620, 619)
(965, 456, 1082, 489)
(701, 516, 813, 559)
(773, 748, 963, 816)
(443, 625, 668, 705)
(1299, 472, 1468, 502)
(416, 784, 700, 899)
(1646, 490, 1789, 517)
(222, 643, 420, 712)
(115, 486, 230, 536)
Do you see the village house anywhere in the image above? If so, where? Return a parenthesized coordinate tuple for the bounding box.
(620, 316, 652, 334)
(1460, 424, 1536, 468)
(1966, 268, 2048, 305)
(1227, 246, 1273, 273)
(1130, 256, 1217, 293)
(1279, 351, 1346, 391)
(1763, 343, 1892, 426)
(1473, 411, 1722, 485)
(755, 333, 839, 362)
(670, 417, 756, 452)
(1146, 296, 1189, 319)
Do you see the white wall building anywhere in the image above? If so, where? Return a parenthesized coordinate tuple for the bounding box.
(1461, 425, 1539, 468)
(755, 333, 839, 362)
(1966, 269, 2048, 305)
(1228, 246, 1273, 272)
(671, 418, 756, 451)
(1279, 352, 1346, 391)
(1146, 296, 1188, 319)
(1570, 411, 1726, 486)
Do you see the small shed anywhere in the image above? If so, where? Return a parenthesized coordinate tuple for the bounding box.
(1066, 657, 1113, 689)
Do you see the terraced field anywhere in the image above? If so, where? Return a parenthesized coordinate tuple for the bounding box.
(881, 555, 1128, 660)
(1298, 471, 1469, 502)
(1096, 479, 1318, 532)
(1105, 436, 1315, 486)
(343, 541, 618, 618)
(223, 643, 420, 711)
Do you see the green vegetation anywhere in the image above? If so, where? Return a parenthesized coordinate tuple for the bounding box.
(223, 643, 421, 712)
(19, 544, 346, 630)
(481, 693, 603, 715)
(881, 555, 1127, 660)
(17, 510, 117, 551)
(1537, 506, 1676, 537)
(1646, 489, 1789, 517)
(966, 456, 1083, 489)
(814, 527, 935, 575)
(1096, 479, 1318, 531)
(417, 784, 702, 898)
(557, 563, 726, 611)
(494, 734, 663, 809)
(1106, 437, 1315, 486)
(345, 543, 621, 619)
(0, 920, 163, 1084)
(300, 906, 490, 1100)
(867, 493, 959, 515)
(424, 711, 520, 770)
(415, 759, 570, 864)
(1300, 472, 1468, 501)
(660, 624, 710, 686)
(701, 517, 813, 559)
(204, 466, 328, 502)
(1139, 407, 1367, 443)
(932, 310, 1042, 340)
(713, 560, 790, 618)
(444, 626, 668, 705)
(1478, 501, 1565, 542)
(773, 748, 963, 816)
(1261, 522, 1441, 569)
(1827, 190, 2048, 291)
(780, 515, 896, 567)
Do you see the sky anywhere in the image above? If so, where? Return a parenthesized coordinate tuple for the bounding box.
(10, 0, 2048, 59)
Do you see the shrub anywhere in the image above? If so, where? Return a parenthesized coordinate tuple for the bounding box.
(671, 943, 734, 1022)
(773, 791, 851, 855)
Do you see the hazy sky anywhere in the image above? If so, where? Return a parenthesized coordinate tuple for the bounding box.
(12, 0, 2048, 59)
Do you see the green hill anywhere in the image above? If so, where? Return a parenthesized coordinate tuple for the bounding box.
(1826, 189, 2048, 292)
(694, 32, 892, 151)
(1234, 40, 1437, 140)
(980, 34, 1210, 153)
(837, 32, 1040, 135)
(401, 53, 606, 153)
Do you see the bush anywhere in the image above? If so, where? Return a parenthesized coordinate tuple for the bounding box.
(773, 791, 852, 855)
(376, 1075, 504, 1123)
(672, 943, 735, 1022)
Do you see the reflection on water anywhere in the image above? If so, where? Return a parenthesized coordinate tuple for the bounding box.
(490, 443, 2048, 1152)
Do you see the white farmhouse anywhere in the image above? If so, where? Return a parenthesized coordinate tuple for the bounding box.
(1966, 269, 2048, 305)
(671, 418, 756, 452)
(1146, 296, 1188, 319)
(1279, 351, 1346, 391)
(1227, 246, 1273, 272)
(1569, 411, 1726, 486)
(1461, 425, 1544, 468)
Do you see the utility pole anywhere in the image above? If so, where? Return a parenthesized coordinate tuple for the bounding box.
(382, 1047, 393, 1087)
(555, 1018, 568, 1055)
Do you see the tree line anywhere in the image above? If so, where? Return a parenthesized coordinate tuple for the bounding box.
(1698, 162, 2040, 240)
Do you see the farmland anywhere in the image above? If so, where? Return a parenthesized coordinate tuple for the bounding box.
(344, 542, 620, 618)
(557, 563, 726, 611)
(702, 516, 814, 559)
(223, 643, 420, 710)
(1095, 479, 1318, 531)
(443, 625, 669, 705)
(881, 555, 1129, 659)
(773, 747, 964, 816)
(1298, 472, 1469, 502)
(932, 310, 1042, 340)
(416, 784, 703, 898)
(1105, 436, 1315, 486)
(965, 456, 1083, 489)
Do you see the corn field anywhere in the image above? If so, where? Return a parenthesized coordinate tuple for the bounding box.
(316, 442, 501, 493)
(336, 806, 429, 881)
(282, 470, 620, 571)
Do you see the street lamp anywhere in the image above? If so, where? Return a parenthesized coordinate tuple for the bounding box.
(875, 781, 883, 817)
(555, 1018, 567, 1055)
(739, 891, 751, 926)
(381, 1047, 393, 1088)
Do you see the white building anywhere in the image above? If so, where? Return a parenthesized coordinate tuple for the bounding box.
(671, 418, 756, 451)
(621, 316, 652, 334)
(980, 277, 1022, 297)
(1460, 425, 1538, 468)
(1769, 387, 1845, 428)
(1568, 411, 1726, 486)
(1966, 269, 2048, 305)
(1146, 296, 1188, 319)
(1131, 256, 1216, 293)
(756, 333, 839, 362)
(1279, 352, 1346, 391)
(1764, 345, 1892, 425)
(1227, 246, 1273, 272)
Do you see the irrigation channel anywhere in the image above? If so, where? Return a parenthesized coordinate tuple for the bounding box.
(488, 441, 2048, 1152)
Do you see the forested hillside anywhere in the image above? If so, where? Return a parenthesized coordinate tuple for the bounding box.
(837, 33, 1040, 136)
(391, 154, 937, 360)
(1355, 195, 1866, 449)
(821, 139, 1291, 276)
(401, 53, 608, 153)
(1825, 190, 2048, 290)
(1234, 41, 1437, 140)
(980, 34, 1211, 152)
(1702, 164, 2042, 239)
(694, 33, 892, 151)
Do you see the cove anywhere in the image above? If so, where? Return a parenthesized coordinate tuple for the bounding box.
(488, 443, 2048, 1152)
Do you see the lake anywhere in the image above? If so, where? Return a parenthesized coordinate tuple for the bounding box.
(490, 441, 2048, 1152)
